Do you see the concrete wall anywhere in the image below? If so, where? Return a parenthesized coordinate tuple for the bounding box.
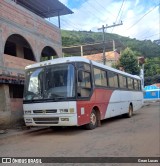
(0, 85, 11, 128)
(0, 86, 24, 129)
(10, 98, 24, 127)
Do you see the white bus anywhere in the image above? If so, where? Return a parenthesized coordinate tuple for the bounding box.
(23, 57, 143, 130)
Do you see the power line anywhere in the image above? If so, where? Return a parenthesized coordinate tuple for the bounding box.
(92, 0, 116, 18)
(141, 33, 159, 40)
(126, 4, 159, 31)
(111, 0, 125, 33)
(60, 18, 81, 30)
(136, 29, 153, 39)
(83, 1, 106, 22)
(118, 0, 127, 22)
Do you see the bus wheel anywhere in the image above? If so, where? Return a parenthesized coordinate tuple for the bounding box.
(85, 110, 97, 130)
(126, 105, 133, 118)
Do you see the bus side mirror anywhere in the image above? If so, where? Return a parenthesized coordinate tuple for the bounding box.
(78, 71, 83, 82)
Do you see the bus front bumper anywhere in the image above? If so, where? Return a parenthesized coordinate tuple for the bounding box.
(24, 114, 78, 127)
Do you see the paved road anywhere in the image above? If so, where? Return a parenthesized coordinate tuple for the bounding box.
(0, 102, 159, 166)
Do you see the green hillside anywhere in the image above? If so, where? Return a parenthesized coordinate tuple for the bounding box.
(61, 30, 160, 85)
(61, 30, 160, 58)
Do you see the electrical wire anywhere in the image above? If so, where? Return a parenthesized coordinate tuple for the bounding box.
(126, 4, 159, 31)
(111, 0, 125, 33)
(118, 0, 127, 22)
(89, 0, 116, 18)
(60, 18, 82, 30)
(136, 29, 153, 39)
(82, 2, 105, 22)
(141, 33, 159, 40)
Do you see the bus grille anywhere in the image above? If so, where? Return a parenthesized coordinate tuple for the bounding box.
(33, 117, 59, 124)
(33, 110, 57, 114)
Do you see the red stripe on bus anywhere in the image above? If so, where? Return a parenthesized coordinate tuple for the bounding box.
(76, 89, 113, 126)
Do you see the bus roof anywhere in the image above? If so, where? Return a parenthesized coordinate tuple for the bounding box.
(25, 57, 90, 69)
(25, 56, 141, 80)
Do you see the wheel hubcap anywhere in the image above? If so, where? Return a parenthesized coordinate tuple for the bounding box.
(90, 113, 96, 125)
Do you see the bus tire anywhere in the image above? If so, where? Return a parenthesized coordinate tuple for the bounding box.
(85, 110, 97, 130)
(126, 104, 133, 118)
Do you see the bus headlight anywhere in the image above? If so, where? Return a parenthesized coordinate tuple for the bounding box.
(25, 110, 31, 114)
(60, 109, 68, 113)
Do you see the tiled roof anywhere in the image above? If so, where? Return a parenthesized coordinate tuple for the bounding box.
(154, 83, 160, 88)
(83, 51, 120, 62)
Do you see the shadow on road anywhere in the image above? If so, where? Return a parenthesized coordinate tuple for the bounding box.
(27, 126, 86, 137)
(26, 112, 141, 137)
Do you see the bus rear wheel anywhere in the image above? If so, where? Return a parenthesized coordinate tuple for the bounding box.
(85, 110, 97, 130)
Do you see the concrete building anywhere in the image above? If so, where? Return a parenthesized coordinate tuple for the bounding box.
(0, 0, 72, 128)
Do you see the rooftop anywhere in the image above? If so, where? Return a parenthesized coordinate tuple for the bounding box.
(83, 51, 120, 62)
(62, 41, 124, 56)
(15, 0, 73, 18)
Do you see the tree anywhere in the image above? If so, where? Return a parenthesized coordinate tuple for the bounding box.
(143, 58, 160, 85)
(115, 47, 140, 75)
(144, 75, 160, 86)
(144, 58, 157, 77)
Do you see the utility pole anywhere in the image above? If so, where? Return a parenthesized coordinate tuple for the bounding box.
(98, 21, 123, 65)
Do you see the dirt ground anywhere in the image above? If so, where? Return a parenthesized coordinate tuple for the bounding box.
(0, 102, 159, 166)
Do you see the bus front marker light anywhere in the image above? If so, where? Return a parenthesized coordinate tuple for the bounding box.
(60, 109, 68, 113)
(25, 118, 32, 122)
(64, 109, 68, 112)
(61, 118, 69, 121)
(25, 110, 31, 114)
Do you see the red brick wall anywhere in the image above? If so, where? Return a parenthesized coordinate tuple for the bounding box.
(0, 1, 61, 42)
(0, 0, 62, 62)
(3, 54, 35, 70)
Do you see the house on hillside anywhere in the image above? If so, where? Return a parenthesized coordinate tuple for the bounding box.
(83, 51, 120, 67)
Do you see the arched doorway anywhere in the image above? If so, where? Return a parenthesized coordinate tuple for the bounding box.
(3, 34, 36, 108)
(4, 34, 35, 61)
(41, 46, 58, 61)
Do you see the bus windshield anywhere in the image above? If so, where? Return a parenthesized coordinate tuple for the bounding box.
(24, 64, 75, 101)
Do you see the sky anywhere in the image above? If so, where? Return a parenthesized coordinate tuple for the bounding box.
(50, 0, 160, 41)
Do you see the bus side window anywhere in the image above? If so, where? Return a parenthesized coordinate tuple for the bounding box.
(94, 67, 107, 87)
(119, 75, 127, 89)
(134, 79, 138, 90)
(127, 78, 134, 90)
(138, 80, 141, 90)
(77, 70, 91, 98)
(108, 71, 118, 88)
